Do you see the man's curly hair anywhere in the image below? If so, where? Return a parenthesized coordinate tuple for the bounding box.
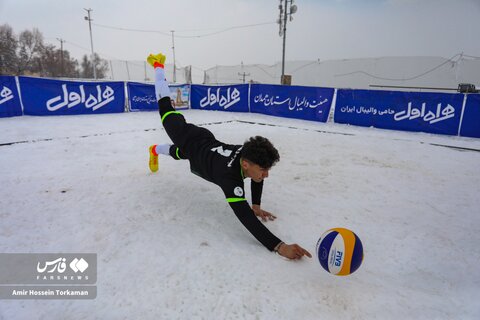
(240, 136, 280, 169)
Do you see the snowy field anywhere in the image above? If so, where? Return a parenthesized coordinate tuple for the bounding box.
(1, 110, 479, 319)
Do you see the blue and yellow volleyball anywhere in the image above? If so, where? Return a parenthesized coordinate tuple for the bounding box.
(316, 228, 364, 276)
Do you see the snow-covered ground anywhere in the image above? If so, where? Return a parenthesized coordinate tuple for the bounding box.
(1, 110, 479, 319)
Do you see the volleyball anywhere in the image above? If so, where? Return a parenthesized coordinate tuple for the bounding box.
(316, 228, 364, 276)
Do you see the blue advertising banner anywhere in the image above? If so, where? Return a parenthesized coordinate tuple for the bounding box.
(127, 82, 157, 111)
(0, 76, 23, 118)
(250, 84, 334, 122)
(19, 77, 125, 116)
(334, 89, 464, 136)
(190, 84, 248, 112)
(459, 94, 480, 138)
(127, 82, 189, 111)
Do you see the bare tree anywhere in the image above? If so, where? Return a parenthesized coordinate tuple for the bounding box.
(80, 53, 108, 79)
(16, 28, 44, 75)
(38, 45, 79, 78)
(0, 24, 18, 75)
(60, 50, 80, 78)
(1, 24, 103, 79)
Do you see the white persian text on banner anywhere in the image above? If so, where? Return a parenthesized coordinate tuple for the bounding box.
(132, 95, 157, 105)
(340, 106, 395, 115)
(0, 86, 14, 105)
(46, 84, 115, 112)
(254, 93, 328, 112)
(394, 102, 455, 124)
(340, 102, 456, 124)
(199, 87, 240, 110)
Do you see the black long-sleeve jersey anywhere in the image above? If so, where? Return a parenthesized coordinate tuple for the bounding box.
(187, 140, 282, 252)
(159, 96, 282, 251)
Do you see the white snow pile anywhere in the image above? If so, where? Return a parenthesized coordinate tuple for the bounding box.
(1, 110, 479, 319)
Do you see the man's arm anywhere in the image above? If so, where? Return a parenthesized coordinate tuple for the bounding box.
(228, 200, 282, 251)
(223, 178, 311, 259)
(251, 180, 277, 221)
(228, 201, 312, 259)
(251, 179, 263, 205)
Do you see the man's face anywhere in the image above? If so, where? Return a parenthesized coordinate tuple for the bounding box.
(242, 160, 270, 182)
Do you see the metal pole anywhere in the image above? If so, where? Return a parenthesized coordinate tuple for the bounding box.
(238, 62, 250, 83)
(241, 72, 251, 83)
(84, 8, 97, 79)
(57, 38, 65, 77)
(171, 30, 176, 83)
(125, 61, 130, 80)
(281, 0, 288, 83)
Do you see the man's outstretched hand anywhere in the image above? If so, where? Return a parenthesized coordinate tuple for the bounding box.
(277, 243, 312, 260)
(252, 204, 277, 222)
(250, 205, 311, 260)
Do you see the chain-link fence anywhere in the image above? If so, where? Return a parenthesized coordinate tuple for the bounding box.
(68, 55, 480, 91)
(202, 55, 480, 90)
(104, 60, 199, 84)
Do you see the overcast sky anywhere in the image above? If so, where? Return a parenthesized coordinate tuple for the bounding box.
(1, 0, 479, 70)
